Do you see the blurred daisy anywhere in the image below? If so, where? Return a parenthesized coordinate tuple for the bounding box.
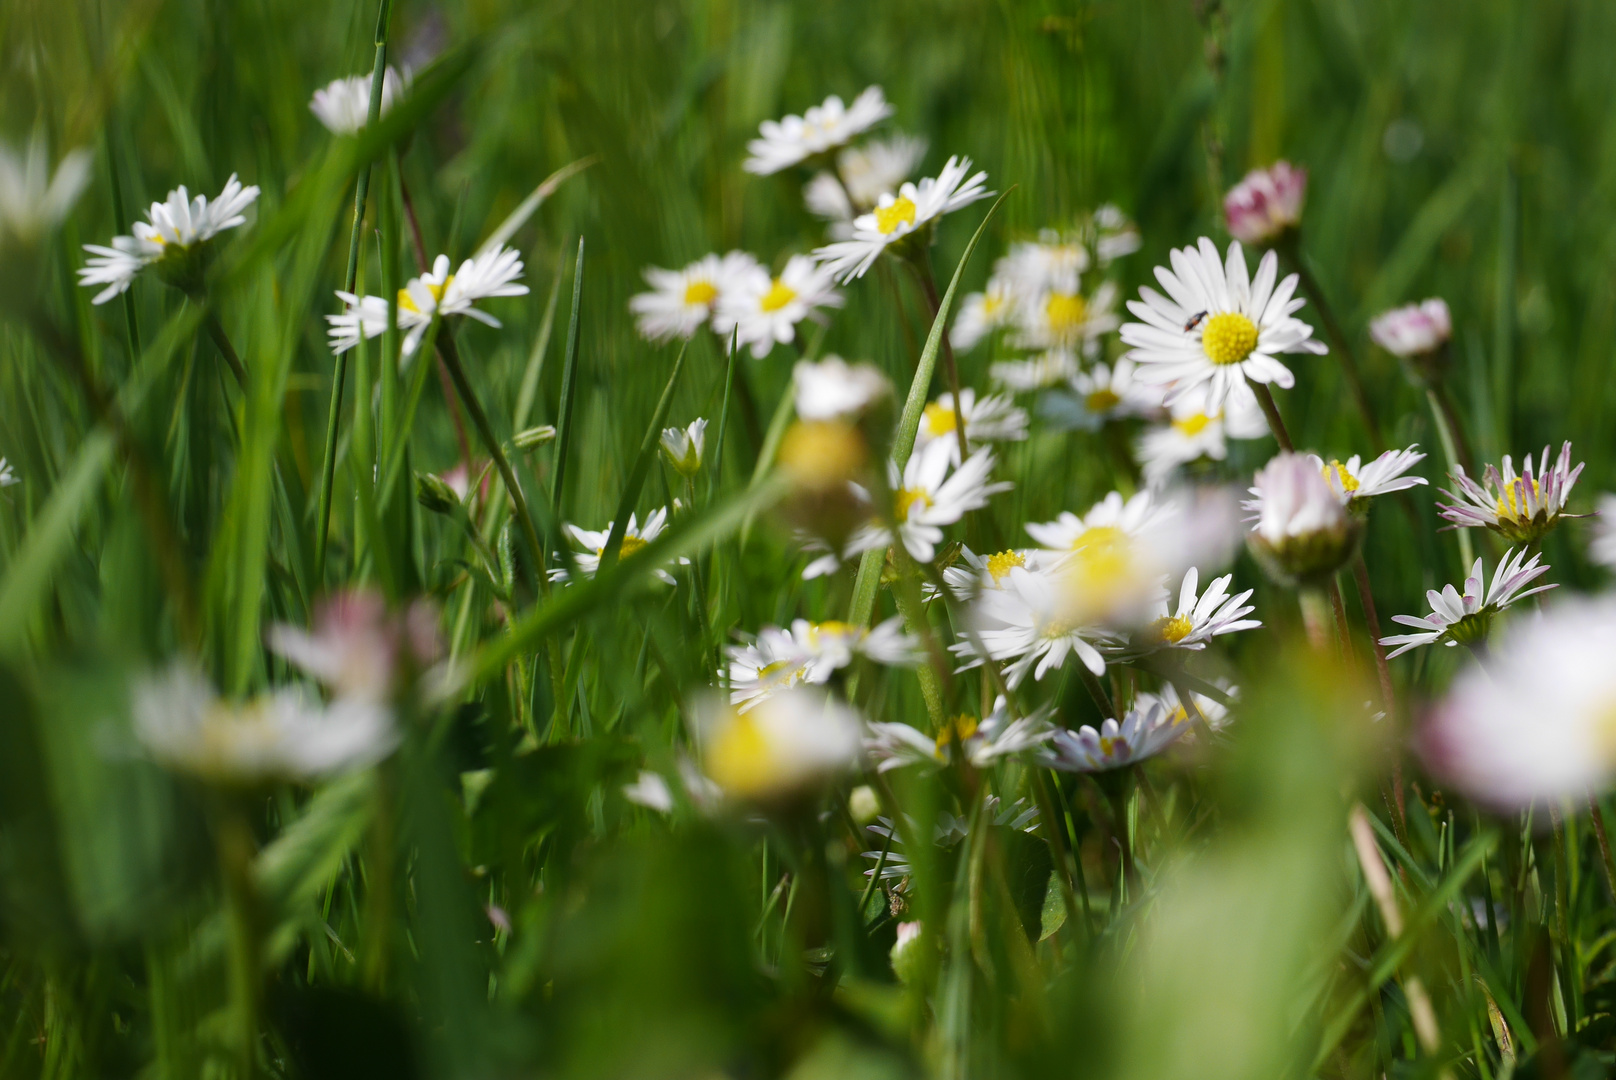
(0, 459, 16, 488)
(1156, 681, 1233, 733)
(850, 440, 1009, 563)
(1043, 691, 1193, 772)
(1589, 494, 1616, 569)
(1124, 567, 1260, 655)
(1026, 489, 1169, 558)
(1040, 359, 1162, 432)
(309, 66, 409, 135)
(745, 87, 894, 175)
(1370, 298, 1451, 358)
(914, 388, 1028, 464)
(1244, 452, 1360, 585)
(1419, 598, 1616, 810)
(691, 687, 863, 801)
(1119, 237, 1325, 409)
(805, 134, 929, 233)
(0, 136, 90, 249)
(327, 246, 529, 356)
(866, 697, 1056, 772)
(952, 563, 1111, 684)
(1010, 281, 1120, 355)
(951, 277, 1016, 351)
(726, 616, 919, 711)
(1091, 203, 1142, 265)
(990, 349, 1079, 392)
(813, 156, 992, 282)
(1380, 548, 1554, 658)
(714, 254, 843, 358)
(1223, 161, 1307, 247)
(999, 231, 1090, 296)
(793, 355, 892, 421)
(1438, 442, 1585, 544)
(629, 251, 761, 343)
(1314, 445, 1427, 506)
(622, 770, 674, 813)
(550, 508, 682, 585)
(1134, 382, 1265, 485)
(660, 418, 707, 477)
(80, 174, 260, 303)
(267, 590, 440, 704)
(133, 663, 396, 785)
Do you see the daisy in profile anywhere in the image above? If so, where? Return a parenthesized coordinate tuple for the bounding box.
(1040, 359, 1162, 432)
(914, 388, 1028, 464)
(849, 439, 1009, 563)
(691, 687, 864, 801)
(1156, 681, 1233, 733)
(79, 174, 260, 303)
(866, 697, 1056, 772)
(726, 616, 918, 711)
(935, 545, 1045, 600)
(812, 156, 992, 282)
(1043, 692, 1193, 772)
(713, 254, 842, 358)
(1370, 298, 1451, 359)
(0, 136, 90, 250)
(327, 246, 529, 356)
(1122, 567, 1260, 656)
(744, 87, 894, 175)
(952, 563, 1112, 684)
(792, 355, 892, 421)
(309, 66, 410, 135)
(1118, 237, 1326, 409)
(549, 508, 682, 585)
(1313, 445, 1427, 508)
(1009, 281, 1120, 356)
(1438, 442, 1585, 544)
(629, 251, 761, 343)
(990, 349, 1080, 392)
(804, 134, 929, 234)
(1380, 548, 1553, 658)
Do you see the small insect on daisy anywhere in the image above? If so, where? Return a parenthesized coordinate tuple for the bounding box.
(744, 86, 895, 176)
(812, 156, 993, 282)
(1118, 237, 1326, 410)
(713, 254, 843, 358)
(327, 245, 530, 357)
(79, 174, 260, 303)
(629, 251, 763, 344)
(1438, 442, 1585, 545)
(1379, 548, 1554, 658)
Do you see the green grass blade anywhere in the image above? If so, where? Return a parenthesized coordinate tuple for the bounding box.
(598, 340, 688, 573)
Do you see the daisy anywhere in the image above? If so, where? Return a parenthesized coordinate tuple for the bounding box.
(998, 231, 1090, 296)
(1026, 489, 1170, 557)
(804, 133, 929, 231)
(1379, 548, 1554, 658)
(691, 687, 863, 800)
(266, 589, 440, 704)
(0, 136, 90, 247)
(0, 459, 17, 489)
(1043, 692, 1194, 772)
(1419, 598, 1616, 810)
(793, 355, 892, 421)
(1223, 161, 1307, 247)
(1244, 452, 1360, 585)
(1118, 237, 1326, 409)
(1438, 442, 1585, 544)
(549, 507, 682, 585)
(990, 349, 1080, 392)
(914, 388, 1028, 464)
(744, 86, 894, 175)
(865, 697, 1057, 772)
(726, 616, 918, 711)
(622, 770, 674, 813)
(1123, 567, 1260, 655)
(1009, 281, 1120, 356)
(812, 156, 993, 282)
(327, 245, 529, 356)
(79, 174, 260, 303)
(1091, 203, 1142, 265)
(309, 66, 409, 135)
(1370, 298, 1451, 358)
(950, 277, 1017, 351)
(952, 563, 1111, 685)
(1313, 445, 1427, 505)
(935, 545, 1047, 600)
(849, 439, 1009, 563)
(1134, 382, 1266, 485)
(1040, 358, 1163, 432)
(713, 254, 843, 358)
(1156, 681, 1233, 733)
(132, 663, 397, 785)
(628, 251, 761, 343)
(660, 418, 707, 477)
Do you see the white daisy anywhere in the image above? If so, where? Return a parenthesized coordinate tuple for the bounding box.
(79, 174, 260, 303)
(812, 155, 993, 282)
(1155, 681, 1233, 733)
(1026, 489, 1170, 557)
(990, 349, 1080, 392)
(792, 355, 892, 421)
(1043, 692, 1193, 772)
(1313, 445, 1427, 504)
(0, 458, 18, 488)
(913, 388, 1028, 464)
(328, 246, 529, 356)
(744, 87, 894, 175)
(998, 231, 1090, 296)
(1040, 358, 1163, 432)
(848, 439, 1010, 564)
(714, 254, 843, 359)
(951, 563, 1111, 685)
(1419, 598, 1616, 810)
(629, 251, 762, 343)
(1133, 384, 1266, 486)
(865, 697, 1057, 772)
(1438, 442, 1585, 544)
(309, 66, 410, 135)
(1091, 204, 1142, 265)
(935, 545, 1047, 600)
(1370, 298, 1451, 358)
(691, 687, 863, 800)
(1118, 237, 1326, 409)
(950, 277, 1017, 351)
(1222, 161, 1307, 247)
(622, 770, 675, 813)
(726, 616, 919, 711)
(1009, 281, 1120, 355)
(1122, 567, 1260, 655)
(549, 508, 682, 585)
(266, 589, 440, 704)
(660, 418, 708, 477)
(804, 133, 929, 233)
(1380, 548, 1554, 658)
(0, 136, 90, 248)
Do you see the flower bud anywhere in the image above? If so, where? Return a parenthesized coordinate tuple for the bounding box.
(659, 418, 707, 477)
(1223, 161, 1306, 247)
(848, 784, 880, 824)
(1245, 452, 1361, 586)
(889, 921, 927, 984)
(513, 424, 556, 450)
(415, 471, 461, 516)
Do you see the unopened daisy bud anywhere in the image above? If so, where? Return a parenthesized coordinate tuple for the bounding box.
(1245, 452, 1361, 586)
(415, 471, 462, 515)
(659, 417, 707, 477)
(1371, 298, 1452, 385)
(848, 784, 881, 824)
(691, 688, 862, 802)
(890, 921, 927, 983)
(512, 425, 556, 451)
(1223, 161, 1307, 247)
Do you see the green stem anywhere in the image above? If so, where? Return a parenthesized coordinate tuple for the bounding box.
(1426, 384, 1476, 569)
(911, 254, 971, 466)
(1351, 554, 1407, 839)
(1245, 376, 1294, 451)
(1298, 586, 1333, 652)
(218, 802, 261, 1080)
(204, 311, 248, 386)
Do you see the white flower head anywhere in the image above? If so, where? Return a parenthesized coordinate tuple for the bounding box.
(792, 355, 892, 421)
(622, 770, 674, 813)
(1370, 298, 1451, 358)
(1244, 452, 1360, 585)
(1009, 281, 1120, 355)
(1438, 442, 1585, 545)
(1380, 548, 1554, 658)
(1419, 598, 1616, 810)
(934, 545, 1054, 601)
(726, 615, 919, 712)
(1119, 237, 1326, 410)
(1040, 358, 1163, 433)
(0, 136, 90, 249)
(660, 418, 708, 477)
(1044, 691, 1195, 772)
(950, 277, 1017, 351)
(629, 251, 762, 343)
(914, 388, 1028, 465)
(309, 66, 410, 135)
(549, 508, 684, 585)
(866, 697, 1057, 773)
(267, 589, 440, 704)
(0, 458, 18, 489)
(1313, 445, 1427, 504)
(998, 231, 1091, 296)
(714, 254, 843, 359)
(1133, 381, 1265, 486)
(990, 349, 1080, 392)
(951, 563, 1113, 686)
(1223, 161, 1307, 246)
(79, 174, 260, 303)
(691, 687, 863, 801)
(326, 246, 529, 356)
(1122, 566, 1261, 656)
(745, 86, 895, 175)
(848, 440, 1010, 564)
(805, 134, 929, 231)
(1091, 204, 1142, 265)
(813, 156, 993, 282)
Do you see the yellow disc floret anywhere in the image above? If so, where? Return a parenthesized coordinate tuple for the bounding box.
(1324, 460, 1360, 494)
(1496, 478, 1539, 522)
(895, 487, 932, 522)
(934, 714, 980, 757)
(596, 535, 648, 558)
(683, 279, 718, 307)
(705, 712, 776, 797)
(399, 276, 452, 314)
(1085, 389, 1121, 413)
(760, 278, 797, 313)
(874, 196, 918, 235)
(1154, 614, 1194, 644)
(1199, 311, 1260, 366)
(923, 402, 959, 435)
(1173, 413, 1214, 437)
(985, 549, 1025, 583)
(1045, 292, 1089, 337)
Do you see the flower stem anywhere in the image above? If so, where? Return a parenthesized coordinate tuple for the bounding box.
(204, 311, 248, 386)
(1281, 245, 1384, 452)
(1244, 375, 1294, 451)
(1298, 586, 1333, 651)
(910, 254, 972, 466)
(217, 802, 261, 1080)
(1351, 553, 1408, 838)
(1588, 791, 1616, 903)
(1426, 385, 1476, 570)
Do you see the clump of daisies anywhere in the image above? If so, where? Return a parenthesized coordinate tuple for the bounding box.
(628, 249, 841, 359)
(328, 244, 530, 357)
(79, 174, 260, 303)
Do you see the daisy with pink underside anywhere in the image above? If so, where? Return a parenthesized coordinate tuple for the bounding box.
(1379, 548, 1554, 658)
(1437, 442, 1584, 545)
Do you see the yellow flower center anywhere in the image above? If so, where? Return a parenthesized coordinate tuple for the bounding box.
(1324, 460, 1360, 494)
(757, 659, 803, 684)
(1099, 735, 1125, 758)
(398, 276, 452, 315)
(1071, 524, 1125, 555)
(1085, 389, 1121, 413)
(982, 292, 1003, 315)
(874, 196, 918, 235)
(683, 279, 718, 307)
(985, 549, 1025, 583)
(895, 487, 932, 522)
(1200, 311, 1260, 366)
(934, 714, 980, 757)
(1173, 413, 1214, 436)
(596, 535, 648, 558)
(760, 278, 797, 313)
(1154, 614, 1194, 644)
(923, 402, 958, 435)
(1045, 292, 1088, 334)
(1495, 478, 1539, 522)
(705, 712, 776, 797)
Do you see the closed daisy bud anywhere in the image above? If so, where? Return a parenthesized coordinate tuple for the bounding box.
(512, 425, 556, 450)
(890, 921, 927, 983)
(1371, 298, 1453, 386)
(659, 418, 707, 477)
(1223, 161, 1307, 247)
(1244, 452, 1361, 586)
(309, 66, 410, 135)
(415, 471, 462, 515)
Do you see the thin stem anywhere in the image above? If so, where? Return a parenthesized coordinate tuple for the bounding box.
(1298, 586, 1333, 652)
(911, 255, 971, 466)
(396, 174, 474, 464)
(1426, 385, 1476, 570)
(1245, 376, 1294, 451)
(204, 312, 248, 386)
(1588, 791, 1616, 903)
(1351, 553, 1408, 838)
(1282, 245, 1384, 452)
